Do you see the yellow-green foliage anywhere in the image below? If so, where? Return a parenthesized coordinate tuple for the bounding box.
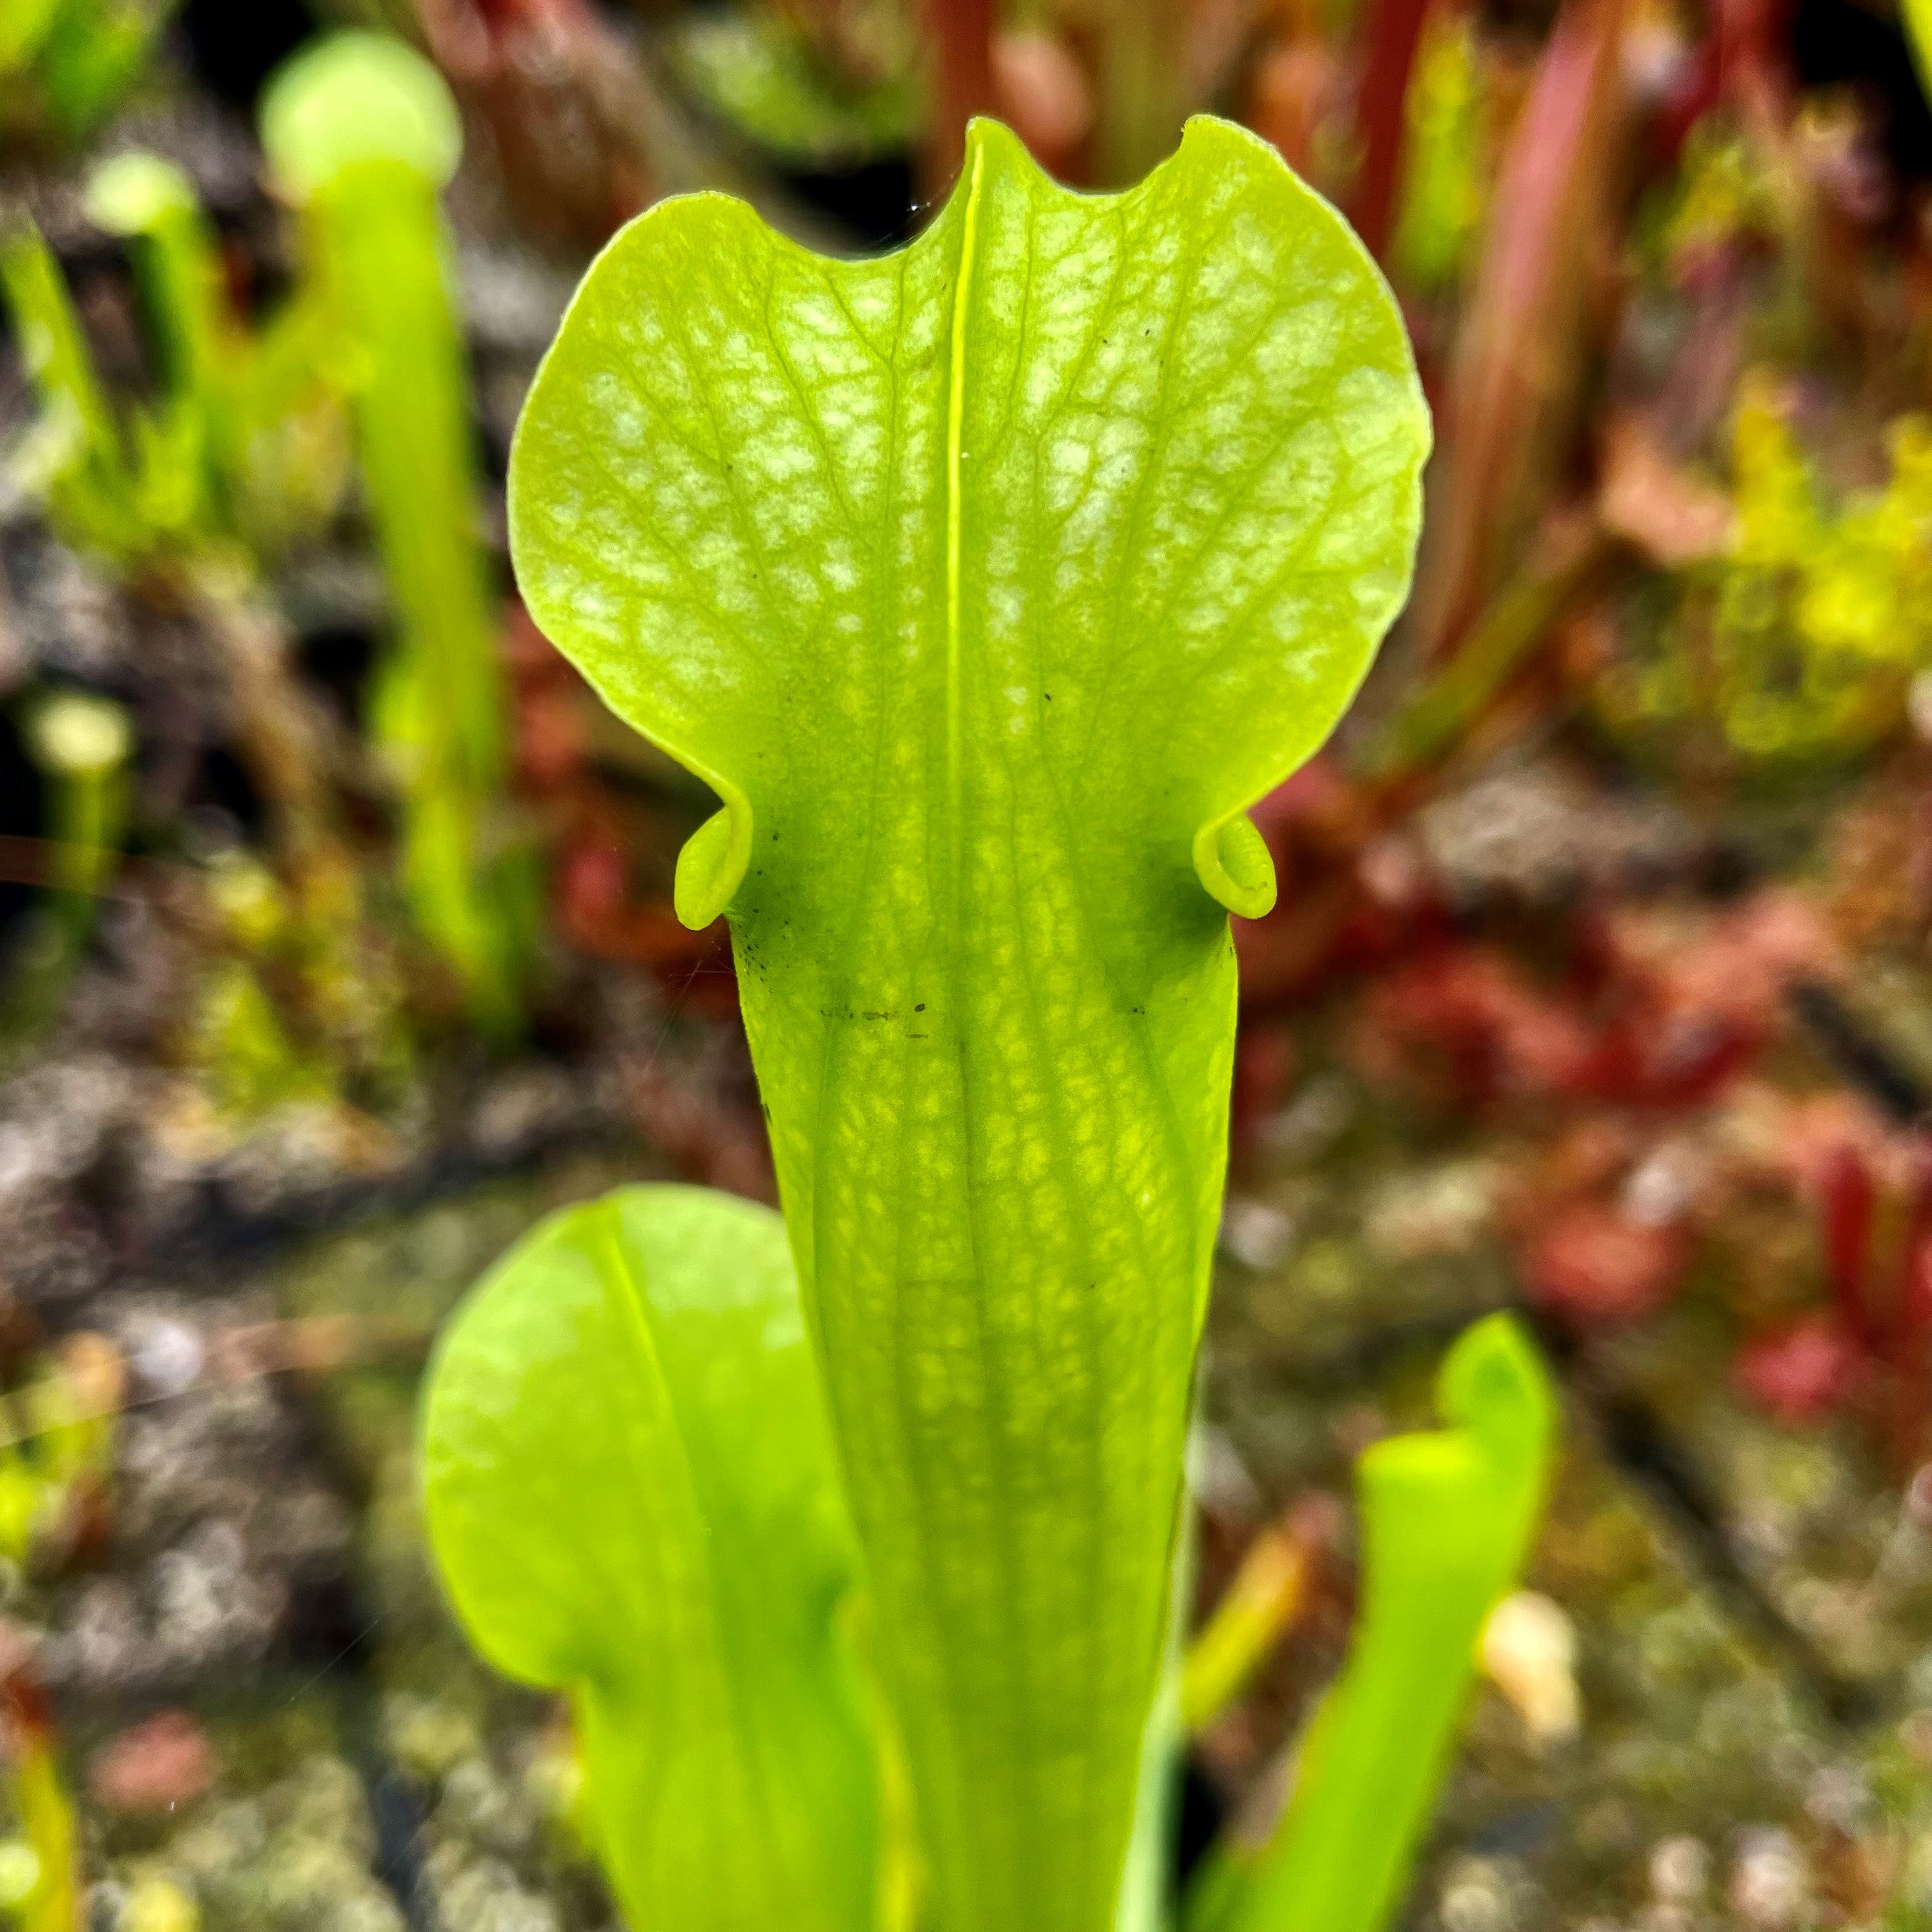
(0, 0, 174, 147)
(1908, 0, 1932, 104)
(1390, 13, 1486, 293)
(24, 691, 129, 946)
(0, 1349, 117, 1569)
(1659, 122, 1782, 271)
(1611, 379, 1932, 764)
(2, 691, 131, 1055)
(260, 34, 536, 1038)
(0, 155, 345, 579)
(0, 1694, 76, 1932)
(187, 852, 413, 1120)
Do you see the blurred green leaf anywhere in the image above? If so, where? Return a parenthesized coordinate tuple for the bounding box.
(0, 216, 145, 557)
(1389, 12, 1486, 292)
(261, 32, 531, 1035)
(4, 1718, 74, 1932)
(0, 0, 175, 143)
(421, 1186, 881, 1932)
(1603, 379, 1932, 765)
(674, 7, 916, 167)
(1190, 1314, 1556, 1932)
(1178, 1519, 1305, 1736)
(1907, 0, 1932, 102)
(86, 151, 224, 412)
(510, 114, 1428, 1932)
(260, 29, 460, 196)
(87, 147, 350, 557)
(0, 0, 64, 77)
(31, 0, 172, 137)
(3, 157, 347, 571)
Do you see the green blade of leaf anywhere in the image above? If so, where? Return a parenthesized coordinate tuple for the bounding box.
(672, 9, 917, 169)
(0, 216, 140, 559)
(83, 151, 231, 547)
(31, 0, 176, 140)
(1178, 1517, 1306, 1737)
(84, 152, 225, 409)
(261, 31, 525, 1032)
(420, 1184, 881, 1932)
(1910, 0, 1932, 103)
(510, 116, 1429, 1932)
(1204, 1313, 1556, 1932)
(0, 0, 63, 76)
(260, 36, 496, 791)
(1114, 1480, 1198, 1932)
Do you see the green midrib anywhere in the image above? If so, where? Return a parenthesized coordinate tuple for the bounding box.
(945, 139, 986, 923)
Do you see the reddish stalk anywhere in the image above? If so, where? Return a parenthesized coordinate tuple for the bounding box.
(1408, 0, 1630, 660)
(1890, 1156, 1932, 1465)
(1821, 1141, 1879, 1349)
(1350, 0, 1439, 260)
(924, 0, 997, 201)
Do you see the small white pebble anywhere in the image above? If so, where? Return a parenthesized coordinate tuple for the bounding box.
(1218, 1197, 1296, 1272)
(1730, 1826, 1809, 1930)
(1440, 1858, 1512, 1932)
(1622, 1144, 1699, 1226)
(127, 1319, 205, 1399)
(1480, 1590, 1582, 1745)
(1648, 1834, 1711, 1905)
(1804, 1764, 1870, 1832)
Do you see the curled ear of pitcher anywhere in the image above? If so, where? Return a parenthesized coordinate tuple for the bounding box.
(675, 798, 751, 929)
(419, 1186, 881, 1932)
(1194, 814, 1277, 918)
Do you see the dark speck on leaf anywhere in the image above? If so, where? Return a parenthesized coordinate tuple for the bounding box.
(914, 1003, 926, 1011)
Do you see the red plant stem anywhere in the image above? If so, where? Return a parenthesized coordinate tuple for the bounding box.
(1654, 0, 1795, 163)
(1408, 0, 1628, 659)
(1883, 1151, 1932, 1469)
(924, 0, 996, 201)
(1350, 0, 1439, 260)
(1822, 1141, 1878, 1349)
(1898, 1153, 1932, 1342)
(470, 0, 594, 30)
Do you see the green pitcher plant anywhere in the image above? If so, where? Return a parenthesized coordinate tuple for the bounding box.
(423, 115, 1555, 1932)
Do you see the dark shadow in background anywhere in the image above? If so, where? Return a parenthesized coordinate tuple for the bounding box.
(172, 0, 316, 111)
